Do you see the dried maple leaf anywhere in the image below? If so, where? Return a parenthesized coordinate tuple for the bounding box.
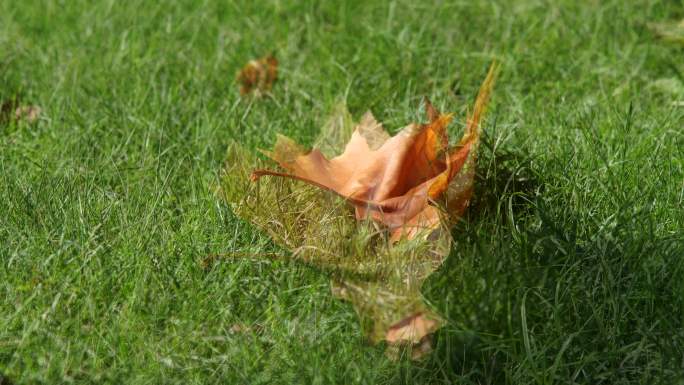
(252, 64, 497, 241)
(221, 63, 498, 359)
(236, 54, 278, 95)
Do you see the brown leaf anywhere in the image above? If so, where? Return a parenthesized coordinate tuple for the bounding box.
(14, 105, 41, 123)
(236, 55, 278, 95)
(252, 64, 498, 240)
(1, 98, 41, 124)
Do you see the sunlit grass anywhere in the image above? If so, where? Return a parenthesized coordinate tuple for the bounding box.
(1, 0, 683, 383)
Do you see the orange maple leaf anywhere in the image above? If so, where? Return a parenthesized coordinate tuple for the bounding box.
(252, 64, 497, 240)
(236, 55, 278, 95)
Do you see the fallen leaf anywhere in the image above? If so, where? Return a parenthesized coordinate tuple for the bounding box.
(252, 64, 497, 241)
(1, 98, 41, 124)
(14, 105, 41, 123)
(237, 54, 278, 95)
(221, 63, 498, 359)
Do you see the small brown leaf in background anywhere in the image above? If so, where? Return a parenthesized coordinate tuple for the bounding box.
(1, 98, 41, 124)
(14, 105, 41, 123)
(237, 55, 278, 95)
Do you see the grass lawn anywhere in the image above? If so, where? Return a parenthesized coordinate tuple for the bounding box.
(1, 0, 683, 383)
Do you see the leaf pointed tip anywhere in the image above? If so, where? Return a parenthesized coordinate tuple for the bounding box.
(423, 97, 439, 122)
(466, 61, 500, 134)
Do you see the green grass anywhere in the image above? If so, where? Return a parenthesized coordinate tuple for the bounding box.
(1, 0, 683, 383)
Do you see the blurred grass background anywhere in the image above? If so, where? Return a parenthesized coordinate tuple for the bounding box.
(1, 0, 683, 383)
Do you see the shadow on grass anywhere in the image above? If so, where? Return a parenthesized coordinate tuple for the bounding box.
(469, 130, 542, 222)
(218, 131, 683, 383)
(390, 136, 684, 384)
